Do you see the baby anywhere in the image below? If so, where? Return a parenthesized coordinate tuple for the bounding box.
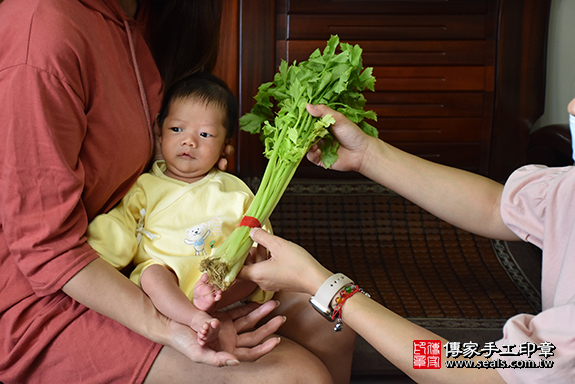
(87, 72, 271, 345)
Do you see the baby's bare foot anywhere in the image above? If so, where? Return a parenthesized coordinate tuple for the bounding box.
(197, 318, 221, 345)
(192, 311, 220, 346)
(193, 273, 222, 312)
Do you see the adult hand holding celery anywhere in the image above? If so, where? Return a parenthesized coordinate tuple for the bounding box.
(200, 35, 378, 290)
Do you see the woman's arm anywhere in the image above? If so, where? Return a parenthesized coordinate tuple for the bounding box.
(342, 293, 505, 384)
(241, 229, 506, 384)
(63, 257, 282, 366)
(306, 104, 519, 241)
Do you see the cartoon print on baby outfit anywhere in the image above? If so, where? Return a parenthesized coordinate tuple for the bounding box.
(184, 223, 211, 255)
(183, 213, 229, 255)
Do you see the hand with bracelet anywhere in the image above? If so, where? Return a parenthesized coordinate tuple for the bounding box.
(239, 104, 511, 383)
(241, 228, 505, 384)
(242, 101, 575, 383)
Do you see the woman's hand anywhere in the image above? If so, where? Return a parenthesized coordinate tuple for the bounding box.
(65, 258, 281, 368)
(239, 228, 332, 296)
(306, 104, 375, 174)
(165, 300, 284, 366)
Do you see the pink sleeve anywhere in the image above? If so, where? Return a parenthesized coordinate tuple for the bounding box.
(496, 307, 575, 383)
(0, 65, 98, 296)
(500, 165, 566, 248)
(501, 165, 573, 248)
(497, 165, 575, 382)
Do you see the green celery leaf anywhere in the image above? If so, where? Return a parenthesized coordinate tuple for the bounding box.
(359, 67, 376, 92)
(360, 121, 379, 138)
(318, 137, 340, 169)
(238, 113, 266, 134)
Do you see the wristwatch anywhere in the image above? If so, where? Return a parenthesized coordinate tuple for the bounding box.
(309, 273, 353, 321)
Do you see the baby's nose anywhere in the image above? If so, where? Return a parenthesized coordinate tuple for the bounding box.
(183, 135, 197, 147)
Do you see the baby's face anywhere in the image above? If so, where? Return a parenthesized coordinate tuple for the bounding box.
(159, 98, 228, 183)
(569, 97, 575, 116)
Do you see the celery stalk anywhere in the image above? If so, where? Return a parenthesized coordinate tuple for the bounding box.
(200, 35, 377, 290)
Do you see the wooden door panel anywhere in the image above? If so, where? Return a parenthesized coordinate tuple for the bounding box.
(366, 92, 485, 117)
(232, 0, 550, 180)
(282, 40, 488, 66)
(285, 0, 488, 14)
(286, 15, 486, 40)
(372, 67, 485, 91)
(378, 118, 483, 142)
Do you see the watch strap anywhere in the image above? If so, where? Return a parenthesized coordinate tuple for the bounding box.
(309, 273, 353, 321)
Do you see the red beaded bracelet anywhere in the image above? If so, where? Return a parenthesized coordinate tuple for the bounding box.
(330, 284, 370, 332)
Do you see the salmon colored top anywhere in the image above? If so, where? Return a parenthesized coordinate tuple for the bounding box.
(0, 0, 163, 382)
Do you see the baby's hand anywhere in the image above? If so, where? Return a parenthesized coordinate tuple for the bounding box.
(193, 273, 222, 312)
(191, 311, 221, 346)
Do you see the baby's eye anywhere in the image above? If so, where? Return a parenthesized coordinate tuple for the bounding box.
(170, 127, 183, 133)
(200, 132, 212, 138)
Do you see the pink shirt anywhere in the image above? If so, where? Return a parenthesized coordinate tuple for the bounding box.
(497, 165, 575, 382)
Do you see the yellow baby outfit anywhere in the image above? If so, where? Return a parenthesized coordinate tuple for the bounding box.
(87, 161, 271, 303)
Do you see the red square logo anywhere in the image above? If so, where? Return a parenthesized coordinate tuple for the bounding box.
(413, 340, 441, 369)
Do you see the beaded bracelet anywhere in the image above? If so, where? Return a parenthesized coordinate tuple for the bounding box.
(330, 284, 371, 332)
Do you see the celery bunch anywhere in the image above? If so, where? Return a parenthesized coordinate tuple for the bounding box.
(200, 35, 378, 290)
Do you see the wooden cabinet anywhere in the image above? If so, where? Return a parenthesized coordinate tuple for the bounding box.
(216, 0, 551, 181)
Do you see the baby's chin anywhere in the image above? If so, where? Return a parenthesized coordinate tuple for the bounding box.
(164, 168, 210, 184)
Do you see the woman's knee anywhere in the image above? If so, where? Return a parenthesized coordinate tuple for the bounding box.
(257, 338, 334, 384)
(145, 339, 333, 384)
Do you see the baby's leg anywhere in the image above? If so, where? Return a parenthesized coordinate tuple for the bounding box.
(141, 265, 220, 344)
(193, 273, 222, 312)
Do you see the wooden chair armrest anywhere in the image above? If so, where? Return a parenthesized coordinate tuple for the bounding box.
(527, 124, 572, 166)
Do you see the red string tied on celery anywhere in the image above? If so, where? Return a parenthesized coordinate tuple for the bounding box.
(238, 215, 261, 228)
